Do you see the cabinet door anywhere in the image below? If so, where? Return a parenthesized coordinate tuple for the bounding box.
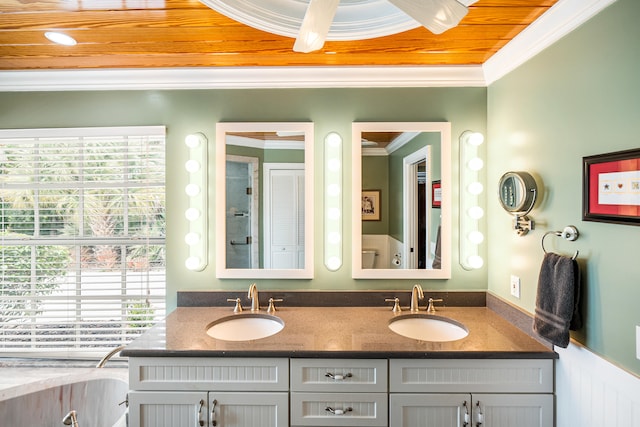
(390, 393, 472, 427)
(472, 394, 553, 427)
(128, 391, 208, 427)
(209, 392, 289, 427)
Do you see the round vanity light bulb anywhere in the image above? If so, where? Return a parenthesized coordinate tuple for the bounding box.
(185, 208, 201, 221)
(185, 183, 201, 197)
(184, 134, 202, 148)
(467, 255, 484, 269)
(468, 231, 484, 244)
(468, 206, 484, 219)
(185, 256, 202, 271)
(185, 159, 201, 173)
(327, 183, 340, 197)
(468, 157, 484, 171)
(467, 132, 485, 146)
(184, 232, 201, 246)
(327, 231, 341, 245)
(467, 182, 484, 195)
(326, 256, 342, 271)
(327, 158, 341, 172)
(327, 207, 341, 220)
(325, 132, 342, 147)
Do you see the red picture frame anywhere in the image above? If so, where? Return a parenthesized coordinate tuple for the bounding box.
(432, 180, 442, 208)
(583, 148, 640, 225)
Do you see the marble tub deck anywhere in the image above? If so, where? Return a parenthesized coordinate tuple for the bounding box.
(0, 366, 128, 401)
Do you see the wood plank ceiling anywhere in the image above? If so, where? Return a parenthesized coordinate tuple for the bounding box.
(0, 0, 557, 70)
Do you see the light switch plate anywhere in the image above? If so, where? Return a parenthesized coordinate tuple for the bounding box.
(636, 325, 640, 360)
(510, 275, 521, 299)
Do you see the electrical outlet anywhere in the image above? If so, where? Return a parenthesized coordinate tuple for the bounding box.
(636, 325, 640, 360)
(510, 275, 521, 299)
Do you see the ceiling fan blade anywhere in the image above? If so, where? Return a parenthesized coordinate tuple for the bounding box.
(293, 0, 340, 53)
(388, 0, 468, 34)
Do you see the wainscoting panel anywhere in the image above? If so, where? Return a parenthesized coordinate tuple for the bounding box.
(556, 342, 640, 427)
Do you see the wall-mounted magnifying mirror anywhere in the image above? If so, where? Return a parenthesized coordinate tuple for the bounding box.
(215, 123, 314, 278)
(352, 122, 451, 279)
(498, 171, 537, 236)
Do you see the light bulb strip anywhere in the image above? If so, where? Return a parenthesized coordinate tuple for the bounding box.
(324, 132, 343, 271)
(185, 132, 208, 271)
(459, 130, 484, 270)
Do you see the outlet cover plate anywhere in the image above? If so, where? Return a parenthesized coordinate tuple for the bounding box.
(510, 275, 521, 299)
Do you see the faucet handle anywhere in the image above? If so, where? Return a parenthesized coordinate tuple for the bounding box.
(267, 298, 283, 314)
(385, 297, 402, 313)
(227, 298, 243, 313)
(427, 298, 444, 313)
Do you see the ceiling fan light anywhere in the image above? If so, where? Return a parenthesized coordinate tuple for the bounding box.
(387, 0, 468, 35)
(293, 0, 339, 53)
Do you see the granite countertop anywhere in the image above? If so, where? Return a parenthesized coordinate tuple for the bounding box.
(121, 305, 557, 359)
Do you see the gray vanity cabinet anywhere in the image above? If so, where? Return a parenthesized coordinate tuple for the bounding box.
(388, 359, 554, 427)
(129, 391, 208, 427)
(127, 357, 289, 427)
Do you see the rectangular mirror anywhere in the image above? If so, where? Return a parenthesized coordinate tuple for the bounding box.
(352, 122, 451, 279)
(215, 122, 314, 279)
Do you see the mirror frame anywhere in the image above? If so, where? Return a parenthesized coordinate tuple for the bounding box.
(215, 122, 314, 279)
(351, 122, 451, 279)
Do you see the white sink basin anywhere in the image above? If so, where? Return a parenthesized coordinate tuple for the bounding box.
(206, 314, 284, 341)
(388, 314, 468, 342)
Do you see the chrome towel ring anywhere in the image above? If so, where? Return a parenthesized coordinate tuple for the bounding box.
(541, 225, 579, 260)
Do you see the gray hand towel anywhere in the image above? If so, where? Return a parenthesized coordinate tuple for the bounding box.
(533, 252, 582, 348)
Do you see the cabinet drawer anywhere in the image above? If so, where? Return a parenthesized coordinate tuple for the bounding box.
(291, 392, 388, 427)
(389, 359, 554, 393)
(129, 357, 289, 391)
(291, 359, 387, 392)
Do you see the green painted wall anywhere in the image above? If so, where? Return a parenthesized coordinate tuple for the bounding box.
(0, 87, 488, 312)
(487, 0, 640, 376)
(362, 156, 389, 235)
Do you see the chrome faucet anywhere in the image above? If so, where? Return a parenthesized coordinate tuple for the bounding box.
(96, 344, 126, 368)
(62, 410, 79, 426)
(410, 284, 424, 312)
(248, 283, 260, 311)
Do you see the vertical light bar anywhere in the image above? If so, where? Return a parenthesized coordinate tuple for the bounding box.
(459, 130, 485, 270)
(324, 132, 343, 271)
(184, 132, 208, 271)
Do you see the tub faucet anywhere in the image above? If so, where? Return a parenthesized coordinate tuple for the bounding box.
(96, 344, 126, 368)
(62, 410, 79, 427)
(248, 283, 260, 311)
(410, 284, 424, 312)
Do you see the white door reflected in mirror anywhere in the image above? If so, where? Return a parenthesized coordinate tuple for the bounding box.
(215, 123, 314, 279)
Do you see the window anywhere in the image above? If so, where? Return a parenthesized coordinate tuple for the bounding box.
(0, 126, 165, 357)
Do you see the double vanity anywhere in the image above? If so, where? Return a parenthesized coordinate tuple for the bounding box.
(122, 289, 556, 427)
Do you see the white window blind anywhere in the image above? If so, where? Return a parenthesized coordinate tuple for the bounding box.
(0, 126, 166, 357)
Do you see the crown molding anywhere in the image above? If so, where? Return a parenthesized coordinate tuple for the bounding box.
(0, 0, 617, 92)
(483, 0, 617, 85)
(0, 66, 486, 92)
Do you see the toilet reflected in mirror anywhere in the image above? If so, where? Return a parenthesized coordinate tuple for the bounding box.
(362, 249, 377, 269)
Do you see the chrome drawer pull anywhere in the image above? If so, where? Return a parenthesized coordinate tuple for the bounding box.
(325, 372, 353, 380)
(325, 406, 353, 415)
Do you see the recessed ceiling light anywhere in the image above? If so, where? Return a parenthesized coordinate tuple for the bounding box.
(44, 32, 77, 46)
